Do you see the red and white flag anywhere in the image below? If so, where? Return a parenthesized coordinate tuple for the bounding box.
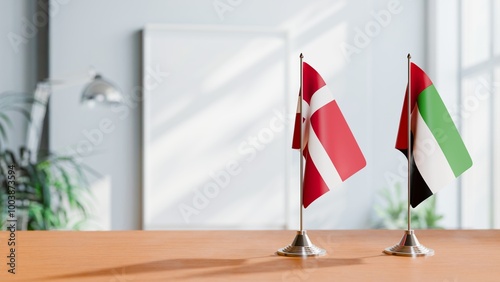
(292, 62, 366, 208)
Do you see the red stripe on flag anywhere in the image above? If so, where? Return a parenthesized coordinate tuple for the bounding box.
(395, 63, 434, 150)
(302, 62, 326, 104)
(292, 112, 301, 149)
(303, 154, 330, 208)
(411, 63, 433, 94)
(310, 100, 366, 180)
(293, 63, 326, 149)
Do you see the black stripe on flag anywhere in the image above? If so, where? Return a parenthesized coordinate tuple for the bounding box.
(399, 132, 434, 208)
(409, 155, 433, 208)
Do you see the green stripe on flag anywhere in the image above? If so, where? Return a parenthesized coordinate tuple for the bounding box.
(417, 85, 473, 177)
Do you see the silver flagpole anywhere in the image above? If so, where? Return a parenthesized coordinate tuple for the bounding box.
(384, 54, 434, 257)
(277, 53, 325, 257)
(299, 53, 304, 232)
(407, 53, 412, 233)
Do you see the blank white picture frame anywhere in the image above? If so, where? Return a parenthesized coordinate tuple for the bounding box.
(142, 24, 291, 230)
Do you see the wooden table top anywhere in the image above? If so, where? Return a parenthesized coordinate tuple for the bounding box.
(0, 229, 499, 281)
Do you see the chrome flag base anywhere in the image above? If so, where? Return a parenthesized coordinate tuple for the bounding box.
(384, 230, 434, 257)
(277, 230, 326, 257)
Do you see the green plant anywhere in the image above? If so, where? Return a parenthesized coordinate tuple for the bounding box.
(373, 182, 444, 229)
(0, 92, 95, 230)
(0, 148, 94, 230)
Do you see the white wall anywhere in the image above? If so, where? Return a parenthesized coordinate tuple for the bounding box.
(49, 0, 426, 230)
(0, 0, 38, 150)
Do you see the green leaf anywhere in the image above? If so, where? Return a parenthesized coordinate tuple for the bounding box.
(28, 204, 44, 230)
(0, 144, 95, 230)
(0, 112, 13, 127)
(0, 124, 7, 143)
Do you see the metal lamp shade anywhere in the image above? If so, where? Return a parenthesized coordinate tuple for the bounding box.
(81, 74, 122, 105)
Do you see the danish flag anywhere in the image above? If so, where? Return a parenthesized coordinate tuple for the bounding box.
(292, 62, 366, 208)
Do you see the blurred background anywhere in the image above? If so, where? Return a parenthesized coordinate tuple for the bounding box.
(0, 0, 498, 230)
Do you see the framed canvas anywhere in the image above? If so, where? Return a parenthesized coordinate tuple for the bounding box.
(142, 24, 292, 229)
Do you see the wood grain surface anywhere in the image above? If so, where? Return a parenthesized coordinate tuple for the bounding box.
(0, 230, 499, 281)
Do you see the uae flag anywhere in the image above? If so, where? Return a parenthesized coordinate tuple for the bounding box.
(292, 62, 366, 208)
(395, 62, 473, 208)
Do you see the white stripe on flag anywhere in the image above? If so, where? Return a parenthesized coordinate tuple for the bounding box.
(301, 86, 332, 150)
(302, 100, 311, 150)
(308, 124, 343, 189)
(309, 86, 334, 116)
(413, 106, 456, 193)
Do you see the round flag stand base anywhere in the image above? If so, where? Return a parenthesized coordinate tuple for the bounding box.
(277, 230, 326, 257)
(383, 230, 434, 257)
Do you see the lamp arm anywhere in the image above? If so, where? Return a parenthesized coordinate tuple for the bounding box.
(25, 83, 51, 162)
(44, 67, 97, 90)
(25, 68, 121, 160)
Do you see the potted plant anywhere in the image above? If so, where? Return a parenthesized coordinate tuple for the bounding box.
(0, 92, 95, 230)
